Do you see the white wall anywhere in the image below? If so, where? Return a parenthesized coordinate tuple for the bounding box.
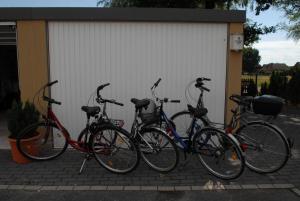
(48, 22, 227, 138)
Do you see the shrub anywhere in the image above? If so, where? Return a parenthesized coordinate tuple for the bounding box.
(7, 101, 40, 139)
(268, 71, 288, 99)
(260, 81, 268, 95)
(287, 70, 300, 104)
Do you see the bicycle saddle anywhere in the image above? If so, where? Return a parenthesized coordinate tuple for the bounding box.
(81, 106, 100, 117)
(187, 104, 208, 118)
(130, 98, 150, 109)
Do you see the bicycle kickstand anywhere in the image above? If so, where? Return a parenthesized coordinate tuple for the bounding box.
(78, 154, 92, 175)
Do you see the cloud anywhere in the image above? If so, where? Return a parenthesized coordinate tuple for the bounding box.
(253, 40, 300, 66)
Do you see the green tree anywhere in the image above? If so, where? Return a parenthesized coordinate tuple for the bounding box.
(253, 0, 300, 40)
(242, 47, 261, 73)
(287, 69, 300, 104)
(268, 71, 288, 98)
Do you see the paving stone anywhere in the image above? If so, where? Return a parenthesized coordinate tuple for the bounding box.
(57, 186, 74, 190)
(174, 186, 191, 191)
(158, 186, 174, 191)
(191, 186, 205, 191)
(23, 185, 41, 191)
(291, 188, 300, 197)
(7, 185, 24, 190)
(90, 186, 107, 191)
(0, 185, 8, 190)
(124, 186, 141, 191)
(257, 184, 275, 189)
(107, 186, 123, 191)
(73, 186, 91, 190)
(273, 184, 295, 189)
(141, 186, 157, 191)
(241, 184, 258, 189)
(40, 186, 58, 191)
(224, 185, 242, 190)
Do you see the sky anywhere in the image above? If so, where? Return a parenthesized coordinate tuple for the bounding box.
(0, 0, 299, 66)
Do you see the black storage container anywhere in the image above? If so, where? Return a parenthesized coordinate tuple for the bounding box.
(253, 95, 284, 116)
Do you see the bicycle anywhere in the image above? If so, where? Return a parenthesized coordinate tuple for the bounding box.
(171, 77, 290, 174)
(148, 78, 245, 180)
(16, 81, 140, 174)
(129, 88, 179, 173)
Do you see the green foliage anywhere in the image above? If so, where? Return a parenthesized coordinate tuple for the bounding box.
(244, 20, 276, 46)
(268, 71, 288, 98)
(247, 79, 258, 96)
(287, 69, 300, 104)
(242, 47, 261, 73)
(260, 81, 269, 95)
(7, 101, 40, 139)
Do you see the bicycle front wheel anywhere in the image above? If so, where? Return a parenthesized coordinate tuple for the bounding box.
(16, 122, 68, 161)
(193, 127, 245, 180)
(91, 125, 140, 174)
(235, 121, 289, 173)
(138, 127, 179, 173)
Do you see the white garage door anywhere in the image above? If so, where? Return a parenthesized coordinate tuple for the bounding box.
(48, 22, 227, 138)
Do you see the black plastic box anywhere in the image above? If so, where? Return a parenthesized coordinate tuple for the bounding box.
(253, 95, 284, 116)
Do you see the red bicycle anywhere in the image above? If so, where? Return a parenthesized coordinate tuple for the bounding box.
(16, 80, 140, 174)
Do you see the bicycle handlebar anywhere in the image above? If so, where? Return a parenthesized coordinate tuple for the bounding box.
(151, 78, 161, 90)
(47, 80, 58, 87)
(97, 83, 110, 97)
(196, 77, 211, 82)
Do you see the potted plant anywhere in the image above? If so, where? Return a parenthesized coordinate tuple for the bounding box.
(7, 101, 40, 164)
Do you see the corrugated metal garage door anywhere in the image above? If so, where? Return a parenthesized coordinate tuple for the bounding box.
(48, 22, 227, 138)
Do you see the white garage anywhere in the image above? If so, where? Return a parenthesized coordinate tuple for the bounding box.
(0, 8, 245, 140)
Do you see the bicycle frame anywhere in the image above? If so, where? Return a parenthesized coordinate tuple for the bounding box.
(45, 103, 91, 153)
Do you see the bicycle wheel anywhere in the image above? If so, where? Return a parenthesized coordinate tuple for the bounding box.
(17, 122, 68, 161)
(138, 127, 179, 173)
(171, 111, 207, 147)
(91, 125, 140, 174)
(193, 127, 245, 180)
(235, 121, 289, 173)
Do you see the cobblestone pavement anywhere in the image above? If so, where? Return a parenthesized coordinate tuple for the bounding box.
(0, 107, 299, 190)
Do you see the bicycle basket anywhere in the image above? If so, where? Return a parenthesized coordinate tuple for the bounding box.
(253, 95, 284, 116)
(138, 99, 160, 124)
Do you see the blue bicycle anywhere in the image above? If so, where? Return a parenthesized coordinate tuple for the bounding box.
(148, 78, 245, 180)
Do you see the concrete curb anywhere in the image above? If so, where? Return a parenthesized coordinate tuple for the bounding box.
(0, 184, 295, 191)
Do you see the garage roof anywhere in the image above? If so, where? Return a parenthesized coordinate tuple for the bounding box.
(0, 8, 245, 23)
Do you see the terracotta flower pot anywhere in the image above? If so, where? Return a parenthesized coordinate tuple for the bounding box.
(8, 133, 41, 164)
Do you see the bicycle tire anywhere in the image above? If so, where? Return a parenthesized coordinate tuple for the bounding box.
(138, 127, 179, 173)
(193, 127, 245, 180)
(16, 121, 68, 161)
(235, 121, 290, 173)
(91, 124, 140, 174)
(170, 111, 208, 147)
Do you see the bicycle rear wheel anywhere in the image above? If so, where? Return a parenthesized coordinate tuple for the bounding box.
(91, 125, 140, 174)
(138, 127, 179, 173)
(193, 127, 245, 180)
(16, 122, 68, 161)
(235, 121, 289, 173)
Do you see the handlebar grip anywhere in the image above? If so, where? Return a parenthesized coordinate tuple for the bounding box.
(47, 80, 58, 87)
(202, 86, 210, 92)
(106, 99, 124, 106)
(170, 100, 180, 103)
(151, 78, 162, 89)
(196, 77, 211, 83)
(113, 101, 124, 106)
